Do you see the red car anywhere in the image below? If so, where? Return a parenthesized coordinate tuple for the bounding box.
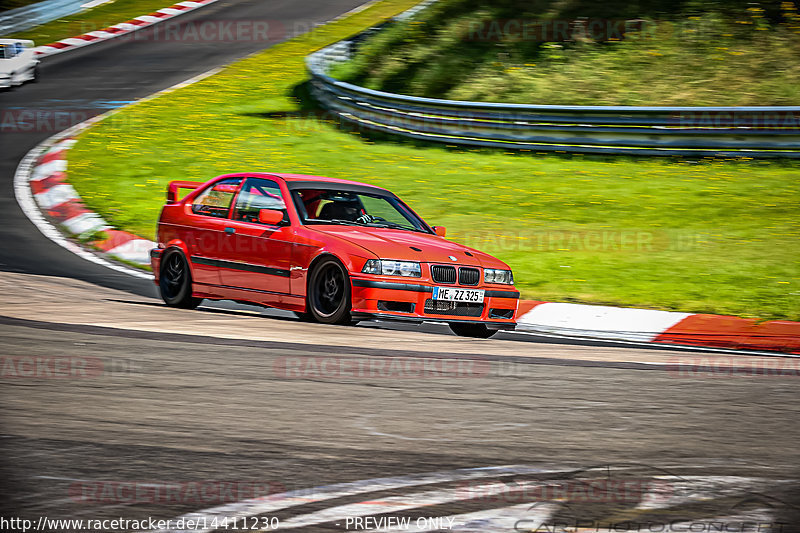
(151, 173, 518, 337)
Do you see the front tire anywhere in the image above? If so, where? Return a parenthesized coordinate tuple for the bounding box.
(449, 323, 498, 338)
(307, 257, 352, 325)
(159, 250, 202, 309)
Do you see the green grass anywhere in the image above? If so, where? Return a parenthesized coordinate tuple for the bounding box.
(330, 0, 800, 106)
(66, 0, 800, 320)
(8, 0, 177, 44)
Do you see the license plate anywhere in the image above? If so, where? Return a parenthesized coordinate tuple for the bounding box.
(432, 286, 484, 303)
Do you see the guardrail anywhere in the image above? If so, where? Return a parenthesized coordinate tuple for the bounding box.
(306, 11, 800, 158)
(1, 0, 89, 36)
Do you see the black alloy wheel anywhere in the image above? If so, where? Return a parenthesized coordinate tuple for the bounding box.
(159, 251, 202, 309)
(308, 258, 352, 325)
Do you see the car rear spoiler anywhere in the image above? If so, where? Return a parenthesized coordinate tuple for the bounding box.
(166, 181, 205, 204)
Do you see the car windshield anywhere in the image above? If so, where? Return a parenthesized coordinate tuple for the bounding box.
(292, 188, 429, 233)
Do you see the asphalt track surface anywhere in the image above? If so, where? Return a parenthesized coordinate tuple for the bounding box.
(1, 1, 800, 531)
(0, 0, 370, 295)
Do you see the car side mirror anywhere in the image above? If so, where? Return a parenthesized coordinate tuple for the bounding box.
(433, 226, 446, 237)
(259, 208, 284, 225)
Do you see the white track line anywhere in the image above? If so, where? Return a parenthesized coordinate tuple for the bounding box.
(636, 475, 793, 510)
(154, 465, 786, 533)
(369, 502, 555, 533)
(275, 480, 550, 530)
(150, 465, 566, 532)
(509, 329, 800, 358)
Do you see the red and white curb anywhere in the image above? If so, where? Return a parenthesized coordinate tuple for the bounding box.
(14, 133, 152, 280)
(516, 301, 800, 354)
(28, 138, 155, 265)
(35, 0, 220, 57)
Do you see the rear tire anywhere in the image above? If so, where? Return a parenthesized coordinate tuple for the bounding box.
(307, 257, 352, 325)
(449, 323, 498, 338)
(159, 250, 202, 309)
(30, 66, 39, 83)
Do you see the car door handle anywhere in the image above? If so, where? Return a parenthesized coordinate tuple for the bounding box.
(224, 227, 235, 235)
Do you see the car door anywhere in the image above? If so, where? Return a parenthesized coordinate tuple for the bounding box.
(8, 42, 27, 83)
(1, 44, 18, 81)
(18, 43, 36, 79)
(217, 177, 294, 296)
(181, 177, 243, 286)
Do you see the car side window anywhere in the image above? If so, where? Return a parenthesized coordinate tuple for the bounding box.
(191, 178, 242, 218)
(233, 178, 287, 224)
(0, 45, 10, 59)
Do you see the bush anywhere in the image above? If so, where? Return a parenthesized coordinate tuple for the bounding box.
(330, 0, 800, 106)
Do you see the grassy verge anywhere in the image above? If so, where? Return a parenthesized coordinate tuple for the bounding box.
(330, 0, 800, 106)
(8, 0, 179, 44)
(67, 0, 800, 320)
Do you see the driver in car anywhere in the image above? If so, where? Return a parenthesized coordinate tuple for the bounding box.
(308, 191, 376, 224)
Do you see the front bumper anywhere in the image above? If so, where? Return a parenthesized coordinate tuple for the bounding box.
(350, 276, 519, 329)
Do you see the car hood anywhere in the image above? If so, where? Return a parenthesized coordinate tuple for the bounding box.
(310, 225, 508, 268)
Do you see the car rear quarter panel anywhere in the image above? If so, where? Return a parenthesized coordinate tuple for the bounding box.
(156, 202, 224, 286)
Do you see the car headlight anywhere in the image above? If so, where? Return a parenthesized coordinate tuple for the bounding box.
(484, 268, 514, 284)
(362, 259, 421, 277)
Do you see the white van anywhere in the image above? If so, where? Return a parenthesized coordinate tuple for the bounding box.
(0, 39, 39, 89)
